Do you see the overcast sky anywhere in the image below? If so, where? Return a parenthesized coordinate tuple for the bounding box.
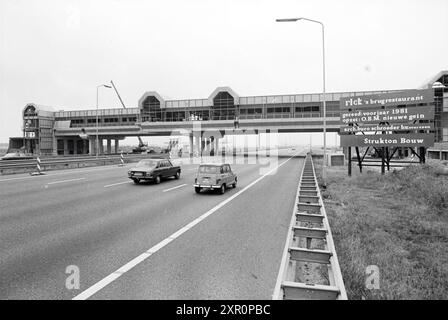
(1, 0, 447, 144)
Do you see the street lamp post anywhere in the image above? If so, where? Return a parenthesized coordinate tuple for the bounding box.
(276, 17, 327, 186)
(96, 84, 112, 157)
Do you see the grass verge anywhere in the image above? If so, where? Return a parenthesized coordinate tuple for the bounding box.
(314, 159, 448, 299)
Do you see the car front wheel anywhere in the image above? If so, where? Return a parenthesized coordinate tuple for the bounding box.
(195, 187, 201, 194)
(155, 176, 161, 184)
(219, 184, 226, 194)
(133, 179, 140, 184)
(174, 171, 180, 179)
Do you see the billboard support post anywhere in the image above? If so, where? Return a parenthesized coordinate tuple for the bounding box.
(355, 147, 362, 173)
(348, 146, 352, 177)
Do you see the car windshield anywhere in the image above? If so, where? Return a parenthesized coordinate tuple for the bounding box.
(135, 160, 158, 168)
(198, 165, 220, 174)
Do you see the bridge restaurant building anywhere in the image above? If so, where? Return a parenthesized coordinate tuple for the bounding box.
(8, 71, 448, 159)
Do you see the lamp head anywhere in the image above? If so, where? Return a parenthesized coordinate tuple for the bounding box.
(276, 18, 300, 22)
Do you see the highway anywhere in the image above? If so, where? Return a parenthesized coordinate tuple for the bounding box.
(0, 151, 306, 299)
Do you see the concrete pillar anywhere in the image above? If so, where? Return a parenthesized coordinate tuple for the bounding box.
(255, 132, 259, 159)
(207, 138, 212, 155)
(232, 134, 237, 156)
(215, 137, 219, 155)
(115, 139, 119, 154)
(201, 138, 206, 156)
(82, 140, 87, 155)
(63, 139, 68, 156)
(99, 139, 104, 155)
(73, 140, 78, 155)
(195, 135, 200, 156)
(189, 134, 194, 157)
(210, 137, 215, 156)
(107, 139, 112, 154)
(52, 133, 58, 156)
(89, 139, 95, 155)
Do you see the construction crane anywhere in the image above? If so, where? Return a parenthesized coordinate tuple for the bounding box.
(110, 80, 149, 153)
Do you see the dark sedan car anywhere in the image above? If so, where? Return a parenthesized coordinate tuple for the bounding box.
(128, 158, 181, 184)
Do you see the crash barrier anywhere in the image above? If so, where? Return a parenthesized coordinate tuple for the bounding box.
(0, 154, 163, 175)
(273, 154, 347, 300)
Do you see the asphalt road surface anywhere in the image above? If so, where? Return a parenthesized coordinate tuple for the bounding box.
(0, 152, 305, 299)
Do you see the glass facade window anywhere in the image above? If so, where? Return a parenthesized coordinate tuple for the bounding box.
(24, 106, 37, 117)
(104, 118, 119, 123)
(212, 92, 236, 120)
(187, 110, 210, 121)
(443, 128, 448, 142)
(239, 108, 263, 119)
(295, 106, 319, 113)
(141, 96, 162, 122)
(443, 93, 448, 112)
(166, 111, 187, 122)
(267, 107, 290, 113)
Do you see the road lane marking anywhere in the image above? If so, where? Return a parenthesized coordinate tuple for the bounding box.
(0, 165, 128, 183)
(72, 151, 300, 300)
(104, 181, 131, 188)
(162, 184, 187, 192)
(46, 178, 86, 185)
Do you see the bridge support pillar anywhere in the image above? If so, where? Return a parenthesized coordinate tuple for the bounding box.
(63, 139, 68, 156)
(189, 134, 194, 158)
(89, 139, 95, 155)
(99, 139, 104, 155)
(210, 137, 215, 156)
(255, 132, 259, 159)
(82, 140, 88, 155)
(115, 139, 119, 154)
(215, 137, 219, 156)
(52, 131, 58, 156)
(232, 136, 237, 157)
(107, 139, 112, 154)
(201, 138, 206, 156)
(195, 135, 200, 157)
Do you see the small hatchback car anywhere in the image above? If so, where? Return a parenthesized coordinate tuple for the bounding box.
(194, 163, 237, 194)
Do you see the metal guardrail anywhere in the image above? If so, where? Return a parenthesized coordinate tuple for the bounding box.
(0, 154, 166, 172)
(273, 154, 347, 300)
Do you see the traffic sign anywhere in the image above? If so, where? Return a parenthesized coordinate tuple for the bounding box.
(340, 133, 434, 147)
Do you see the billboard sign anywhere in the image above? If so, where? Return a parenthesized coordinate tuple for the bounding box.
(340, 122, 434, 134)
(340, 106, 434, 125)
(339, 89, 433, 110)
(340, 133, 434, 147)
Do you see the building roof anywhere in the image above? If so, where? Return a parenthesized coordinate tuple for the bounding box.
(419, 70, 448, 89)
(23, 103, 56, 113)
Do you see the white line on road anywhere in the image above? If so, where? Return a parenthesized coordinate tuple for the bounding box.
(46, 178, 86, 185)
(0, 165, 128, 183)
(72, 151, 300, 300)
(162, 184, 187, 192)
(104, 181, 131, 188)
